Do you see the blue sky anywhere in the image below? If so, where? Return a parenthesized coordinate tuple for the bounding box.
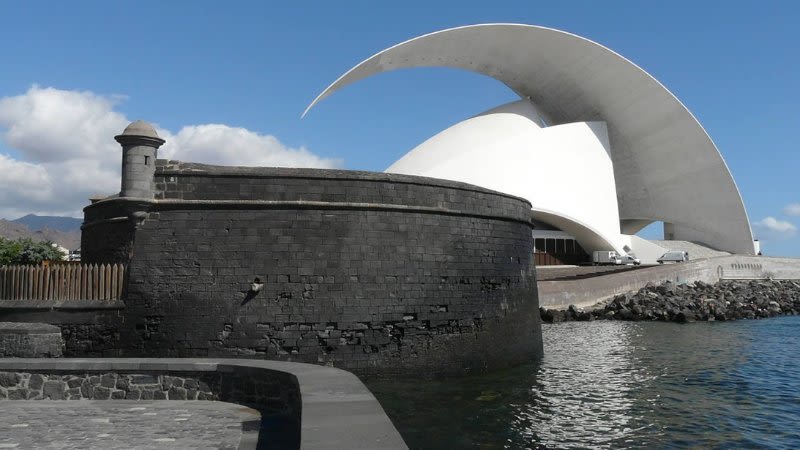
(0, 1, 797, 256)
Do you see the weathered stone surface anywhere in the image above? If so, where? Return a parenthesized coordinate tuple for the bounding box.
(1, 372, 218, 403)
(80, 380, 93, 399)
(59, 324, 118, 358)
(66, 387, 81, 399)
(93, 386, 111, 400)
(0, 372, 20, 387)
(168, 386, 187, 400)
(42, 381, 66, 400)
(131, 374, 158, 384)
(7, 388, 28, 400)
(115, 377, 129, 390)
(0, 322, 63, 358)
(162, 375, 183, 389)
(100, 373, 116, 388)
(125, 389, 141, 400)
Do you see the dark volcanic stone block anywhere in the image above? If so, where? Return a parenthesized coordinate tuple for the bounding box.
(30, 374, 46, 390)
(42, 381, 66, 400)
(100, 373, 116, 388)
(168, 386, 187, 400)
(93, 386, 111, 400)
(0, 372, 19, 387)
(131, 374, 158, 385)
(7, 388, 28, 400)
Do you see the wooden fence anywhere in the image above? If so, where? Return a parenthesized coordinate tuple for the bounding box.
(0, 264, 125, 301)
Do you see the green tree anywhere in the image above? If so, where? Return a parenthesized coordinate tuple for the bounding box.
(0, 238, 23, 265)
(0, 238, 65, 265)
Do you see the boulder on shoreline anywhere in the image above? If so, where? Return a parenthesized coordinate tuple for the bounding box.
(539, 280, 800, 324)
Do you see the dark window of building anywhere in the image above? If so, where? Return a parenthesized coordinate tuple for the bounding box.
(535, 238, 545, 253)
(144, 155, 150, 166)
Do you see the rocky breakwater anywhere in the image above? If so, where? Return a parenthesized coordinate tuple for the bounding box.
(540, 280, 800, 323)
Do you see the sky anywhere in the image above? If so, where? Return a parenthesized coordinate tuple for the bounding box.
(0, 1, 797, 256)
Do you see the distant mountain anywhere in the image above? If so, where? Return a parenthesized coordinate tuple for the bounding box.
(0, 217, 81, 250)
(12, 214, 82, 233)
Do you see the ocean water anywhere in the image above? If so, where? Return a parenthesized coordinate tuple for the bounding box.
(366, 316, 800, 449)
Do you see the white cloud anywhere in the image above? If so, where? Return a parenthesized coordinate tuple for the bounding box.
(0, 154, 54, 202)
(0, 86, 341, 219)
(784, 203, 800, 217)
(754, 216, 797, 240)
(0, 86, 127, 163)
(159, 124, 342, 168)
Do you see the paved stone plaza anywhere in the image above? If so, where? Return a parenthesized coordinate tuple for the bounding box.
(0, 400, 258, 449)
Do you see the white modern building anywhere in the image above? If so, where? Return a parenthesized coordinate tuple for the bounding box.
(305, 24, 756, 264)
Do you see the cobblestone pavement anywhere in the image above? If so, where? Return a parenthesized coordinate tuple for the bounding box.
(0, 400, 260, 449)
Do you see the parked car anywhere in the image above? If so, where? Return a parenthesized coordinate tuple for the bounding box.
(657, 251, 689, 264)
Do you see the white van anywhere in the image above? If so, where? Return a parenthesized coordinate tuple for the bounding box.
(619, 253, 642, 265)
(593, 251, 622, 265)
(657, 251, 688, 264)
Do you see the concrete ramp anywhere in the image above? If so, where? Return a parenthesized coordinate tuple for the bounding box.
(650, 240, 731, 259)
(538, 255, 800, 310)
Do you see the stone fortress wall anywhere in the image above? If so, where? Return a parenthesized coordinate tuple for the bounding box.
(65, 122, 543, 376)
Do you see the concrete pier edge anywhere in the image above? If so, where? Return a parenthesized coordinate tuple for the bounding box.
(0, 358, 408, 450)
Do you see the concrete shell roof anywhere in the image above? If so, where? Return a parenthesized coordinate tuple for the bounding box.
(305, 24, 755, 254)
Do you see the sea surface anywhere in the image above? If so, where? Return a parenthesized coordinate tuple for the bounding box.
(366, 316, 800, 449)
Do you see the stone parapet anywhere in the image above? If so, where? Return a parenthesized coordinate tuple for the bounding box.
(151, 160, 532, 224)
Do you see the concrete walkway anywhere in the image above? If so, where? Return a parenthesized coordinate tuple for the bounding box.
(538, 255, 800, 309)
(0, 400, 258, 449)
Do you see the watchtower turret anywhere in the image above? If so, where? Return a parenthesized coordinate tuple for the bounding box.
(115, 120, 165, 198)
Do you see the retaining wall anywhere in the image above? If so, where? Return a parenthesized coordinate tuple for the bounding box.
(0, 322, 63, 358)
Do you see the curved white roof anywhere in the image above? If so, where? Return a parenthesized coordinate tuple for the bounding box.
(386, 99, 627, 255)
(305, 24, 755, 254)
